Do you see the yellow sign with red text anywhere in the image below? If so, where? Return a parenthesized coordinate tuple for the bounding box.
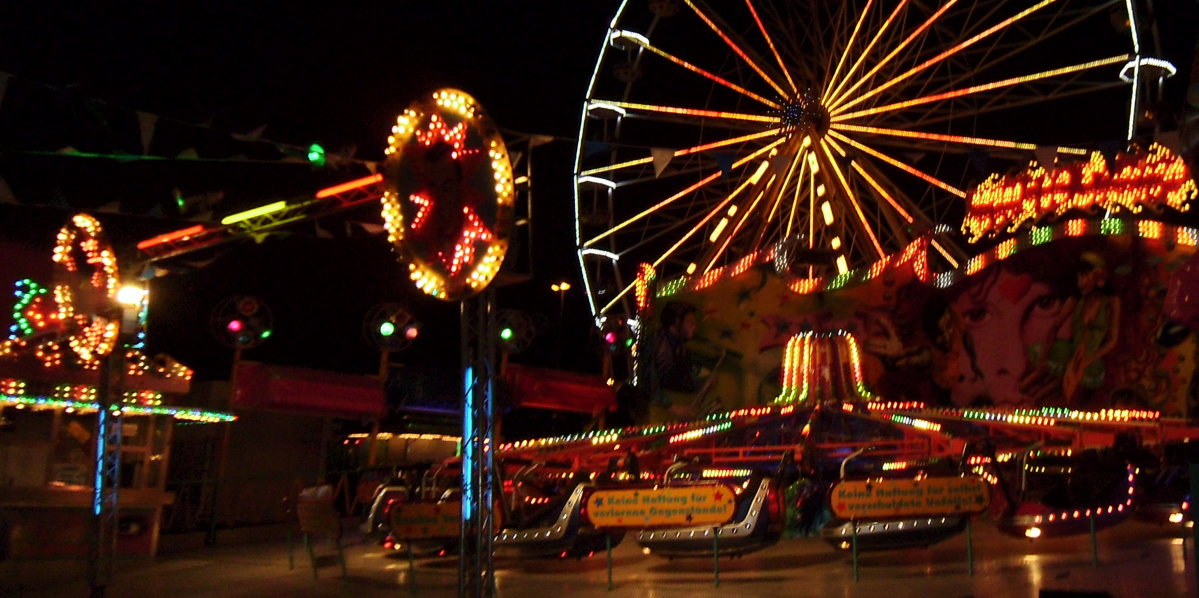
(830, 476, 990, 519)
(587, 485, 737, 529)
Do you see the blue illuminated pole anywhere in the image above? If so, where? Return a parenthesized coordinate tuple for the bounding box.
(460, 289, 497, 598)
(88, 331, 124, 598)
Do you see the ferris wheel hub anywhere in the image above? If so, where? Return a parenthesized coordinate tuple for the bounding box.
(779, 88, 829, 138)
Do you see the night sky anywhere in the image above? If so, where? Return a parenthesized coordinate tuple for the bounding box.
(0, 1, 622, 380)
(0, 1, 1196, 387)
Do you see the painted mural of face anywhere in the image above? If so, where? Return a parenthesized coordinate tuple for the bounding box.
(950, 268, 1064, 407)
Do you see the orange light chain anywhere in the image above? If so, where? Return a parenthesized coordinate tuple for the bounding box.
(586, 138, 785, 247)
(826, 0, 959, 112)
(851, 161, 913, 222)
(744, 0, 798, 94)
(834, 122, 1042, 151)
(633, 38, 779, 108)
(827, 130, 967, 197)
(315, 173, 384, 199)
(962, 144, 1196, 241)
(683, 0, 787, 97)
(825, 0, 909, 105)
(136, 224, 207, 251)
(654, 177, 756, 269)
(704, 186, 771, 274)
(634, 263, 656, 313)
(820, 140, 883, 257)
(833, 55, 1131, 121)
(821, 0, 875, 98)
(836, 0, 1059, 115)
(600, 100, 778, 124)
(578, 129, 780, 177)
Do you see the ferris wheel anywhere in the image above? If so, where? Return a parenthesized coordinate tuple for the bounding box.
(574, 0, 1152, 319)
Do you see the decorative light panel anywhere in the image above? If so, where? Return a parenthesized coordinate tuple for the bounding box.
(963, 143, 1196, 242)
(380, 89, 514, 301)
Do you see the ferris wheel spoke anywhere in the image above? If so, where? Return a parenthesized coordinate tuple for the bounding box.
(826, 0, 960, 114)
(702, 170, 776, 273)
(825, 0, 911, 109)
(583, 139, 785, 247)
(901, 79, 1127, 139)
(818, 141, 883, 259)
(959, 1, 1122, 81)
(597, 100, 777, 125)
(850, 160, 913, 225)
(745, 0, 798, 95)
(832, 122, 1079, 156)
(836, 0, 1061, 116)
(827, 130, 966, 198)
(831, 54, 1131, 121)
(579, 129, 782, 177)
(820, 0, 875, 99)
(683, 0, 788, 98)
(612, 31, 781, 109)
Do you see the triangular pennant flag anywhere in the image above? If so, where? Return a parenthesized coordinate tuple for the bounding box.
(902, 151, 926, 164)
(1096, 140, 1123, 172)
(135, 111, 158, 155)
(1155, 130, 1182, 155)
(177, 147, 199, 160)
(712, 152, 735, 179)
(583, 140, 612, 158)
(314, 221, 334, 239)
(50, 191, 70, 209)
(651, 147, 675, 178)
(0, 72, 9, 113)
(231, 124, 267, 142)
(770, 152, 792, 178)
(364, 161, 378, 174)
(139, 264, 169, 279)
(356, 221, 386, 235)
(181, 257, 216, 270)
(1033, 146, 1057, 176)
(97, 201, 121, 213)
(58, 146, 81, 155)
(529, 134, 554, 148)
(145, 204, 164, 217)
(509, 151, 523, 168)
(967, 149, 990, 174)
(0, 175, 17, 204)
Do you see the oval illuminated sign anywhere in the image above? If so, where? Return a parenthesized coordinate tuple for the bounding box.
(380, 88, 514, 301)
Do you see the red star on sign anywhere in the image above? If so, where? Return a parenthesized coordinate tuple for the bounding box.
(836, 502, 847, 512)
(714, 490, 724, 501)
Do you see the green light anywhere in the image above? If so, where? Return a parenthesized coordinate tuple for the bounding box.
(379, 321, 396, 337)
(307, 143, 326, 167)
(625, 338, 633, 347)
(500, 328, 514, 341)
(260, 330, 272, 339)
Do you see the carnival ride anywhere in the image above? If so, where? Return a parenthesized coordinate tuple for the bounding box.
(112, 0, 1199, 569)
(474, 0, 1199, 561)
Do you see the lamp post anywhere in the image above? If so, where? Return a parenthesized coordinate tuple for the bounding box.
(551, 282, 570, 366)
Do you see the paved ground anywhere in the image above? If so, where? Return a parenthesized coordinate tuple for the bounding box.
(4, 519, 1196, 597)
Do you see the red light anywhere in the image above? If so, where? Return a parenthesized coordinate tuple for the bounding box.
(227, 319, 244, 333)
(604, 332, 617, 344)
(405, 326, 419, 340)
